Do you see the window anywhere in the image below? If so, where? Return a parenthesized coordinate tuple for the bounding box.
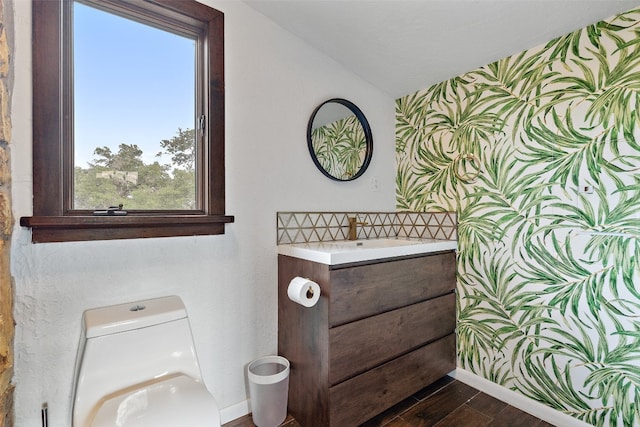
(73, 1, 197, 211)
(21, 0, 233, 243)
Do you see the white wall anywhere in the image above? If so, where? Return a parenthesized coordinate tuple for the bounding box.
(9, 0, 396, 425)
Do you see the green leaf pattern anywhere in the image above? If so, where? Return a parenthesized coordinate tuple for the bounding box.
(396, 8, 640, 426)
(311, 115, 367, 180)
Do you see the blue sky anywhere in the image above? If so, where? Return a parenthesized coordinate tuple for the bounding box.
(74, 2, 196, 168)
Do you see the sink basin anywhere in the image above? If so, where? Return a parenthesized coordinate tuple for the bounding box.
(316, 238, 424, 249)
(277, 238, 457, 265)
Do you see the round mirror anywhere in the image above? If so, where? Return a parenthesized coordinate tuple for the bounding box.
(307, 98, 373, 181)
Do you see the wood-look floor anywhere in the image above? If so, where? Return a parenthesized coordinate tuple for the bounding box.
(223, 376, 556, 427)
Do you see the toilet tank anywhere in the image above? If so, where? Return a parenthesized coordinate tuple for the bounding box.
(72, 296, 206, 426)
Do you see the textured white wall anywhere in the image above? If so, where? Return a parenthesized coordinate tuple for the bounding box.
(9, 1, 396, 425)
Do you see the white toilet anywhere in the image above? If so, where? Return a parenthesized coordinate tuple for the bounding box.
(72, 295, 221, 427)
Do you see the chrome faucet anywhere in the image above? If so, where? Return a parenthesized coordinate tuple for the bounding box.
(348, 216, 368, 240)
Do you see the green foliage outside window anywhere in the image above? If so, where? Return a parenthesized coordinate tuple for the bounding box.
(74, 128, 196, 210)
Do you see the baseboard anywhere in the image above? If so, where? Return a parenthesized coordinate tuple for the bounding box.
(450, 368, 591, 427)
(221, 370, 592, 426)
(220, 399, 250, 424)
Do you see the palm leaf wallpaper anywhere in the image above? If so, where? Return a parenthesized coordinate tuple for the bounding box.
(396, 8, 640, 427)
(311, 115, 367, 180)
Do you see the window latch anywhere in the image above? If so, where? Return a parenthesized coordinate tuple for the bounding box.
(93, 204, 128, 216)
(198, 115, 206, 134)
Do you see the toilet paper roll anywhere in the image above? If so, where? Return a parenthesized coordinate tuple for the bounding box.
(287, 277, 321, 307)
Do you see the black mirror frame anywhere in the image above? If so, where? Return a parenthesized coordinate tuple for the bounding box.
(306, 98, 373, 182)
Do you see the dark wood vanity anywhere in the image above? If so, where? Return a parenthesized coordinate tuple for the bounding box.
(278, 250, 456, 426)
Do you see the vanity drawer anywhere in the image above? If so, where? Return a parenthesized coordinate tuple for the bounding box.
(329, 292, 455, 385)
(329, 251, 456, 326)
(329, 333, 456, 426)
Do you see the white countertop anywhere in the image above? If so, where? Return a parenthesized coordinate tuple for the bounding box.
(277, 238, 457, 265)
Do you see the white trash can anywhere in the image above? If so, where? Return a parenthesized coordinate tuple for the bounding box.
(247, 356, 290, 427)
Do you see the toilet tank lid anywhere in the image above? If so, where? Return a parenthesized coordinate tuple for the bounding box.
(83, 296, 187, 338)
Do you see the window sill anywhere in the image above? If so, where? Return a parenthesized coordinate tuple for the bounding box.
(20, 214, 235, 243)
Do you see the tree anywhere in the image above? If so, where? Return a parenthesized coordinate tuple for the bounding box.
(74, 132, 198, 210)
(158, 128, 196, 172)
(91, 144, 144, 170)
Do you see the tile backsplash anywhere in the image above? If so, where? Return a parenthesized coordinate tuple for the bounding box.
(277, 212, 457, 244)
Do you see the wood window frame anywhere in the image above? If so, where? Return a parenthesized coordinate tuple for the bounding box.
(20, 0, 234, 243)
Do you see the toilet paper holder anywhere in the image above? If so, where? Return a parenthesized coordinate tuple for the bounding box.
(287, 277, 321, 307)
(305, 286, 315, 299)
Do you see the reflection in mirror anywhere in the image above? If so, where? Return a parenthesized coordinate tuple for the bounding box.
(307, 99, 373, 181)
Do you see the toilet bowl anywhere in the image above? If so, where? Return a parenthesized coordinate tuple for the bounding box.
(72, 296, 221, 427)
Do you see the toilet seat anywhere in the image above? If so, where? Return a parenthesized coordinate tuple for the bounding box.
(90, 374, 220, 427)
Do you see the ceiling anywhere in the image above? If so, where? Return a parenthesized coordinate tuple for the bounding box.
(243, 0, 640, 98)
